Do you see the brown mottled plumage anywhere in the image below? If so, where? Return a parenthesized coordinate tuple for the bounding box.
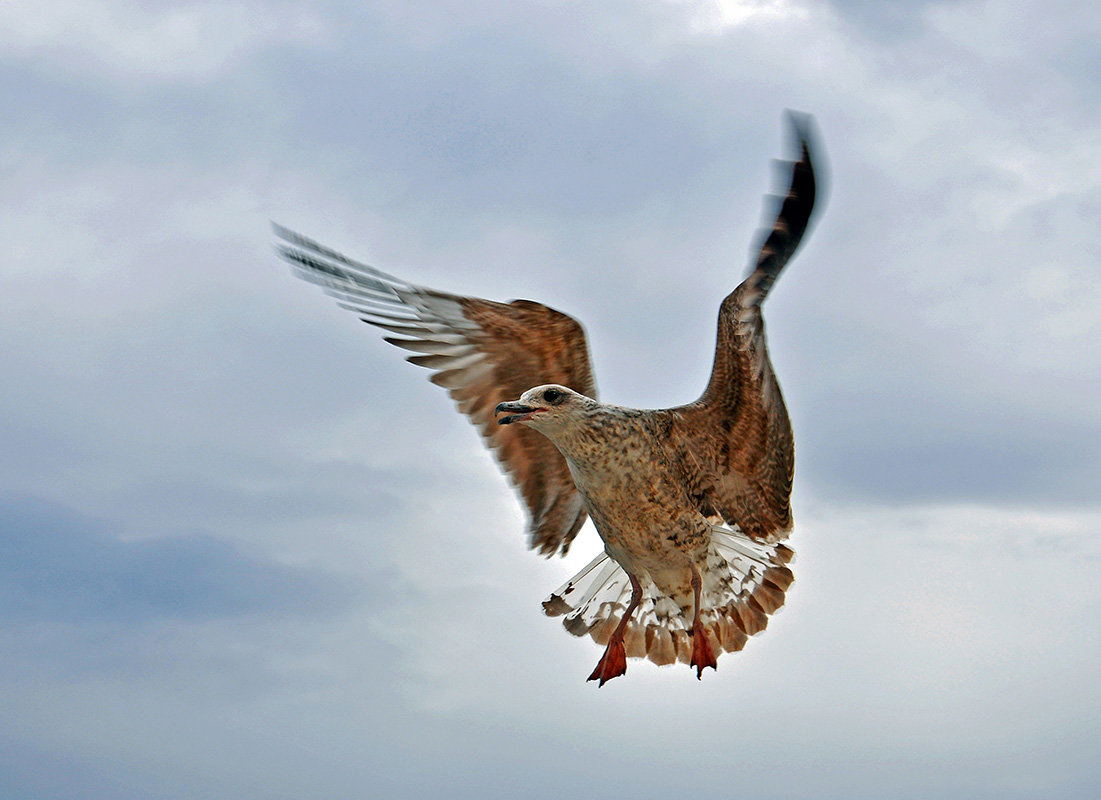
(276, 111, 824, 684)
(275, 226, 595, 557)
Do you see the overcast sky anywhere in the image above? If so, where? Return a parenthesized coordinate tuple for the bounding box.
(1, 1, 1098, 798)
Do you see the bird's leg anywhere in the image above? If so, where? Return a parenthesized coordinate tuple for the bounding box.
(587, 572, 643, 687)
(689, 562, 718, 679)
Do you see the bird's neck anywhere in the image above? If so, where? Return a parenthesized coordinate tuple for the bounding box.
(538, 407, 650, 480)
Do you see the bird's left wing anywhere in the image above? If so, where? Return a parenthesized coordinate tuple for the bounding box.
(275, 225, 596, 556)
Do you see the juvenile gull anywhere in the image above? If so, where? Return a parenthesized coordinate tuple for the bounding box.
(276, 112, 824, 685)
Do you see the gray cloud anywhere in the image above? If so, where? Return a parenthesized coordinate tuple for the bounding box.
(0, 737, 144, 800)
(0, 494, 354, 622)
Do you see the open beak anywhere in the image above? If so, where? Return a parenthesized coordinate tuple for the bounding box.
(495, 401, 538, 425)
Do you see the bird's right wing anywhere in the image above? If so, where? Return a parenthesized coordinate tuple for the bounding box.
(275, 225, 596, 557)
(670, 112, 823, 542)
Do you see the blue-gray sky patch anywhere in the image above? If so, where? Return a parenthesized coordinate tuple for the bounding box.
(0, 494, 353, 622)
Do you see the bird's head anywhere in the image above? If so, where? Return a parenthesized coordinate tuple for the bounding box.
(494, 385, 593, 431)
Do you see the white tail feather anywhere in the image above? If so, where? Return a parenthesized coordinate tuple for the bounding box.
(543, 524, 794, 666)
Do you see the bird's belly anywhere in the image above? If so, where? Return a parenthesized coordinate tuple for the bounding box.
(580, 484, 708, 591)
(564, 446, 710, 597)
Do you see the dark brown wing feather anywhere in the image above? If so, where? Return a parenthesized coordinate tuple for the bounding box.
(667, 112, 822, 542)
(275, 225, 596, 556)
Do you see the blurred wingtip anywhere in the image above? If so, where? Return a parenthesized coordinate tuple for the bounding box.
(782, 108, 828, 214)
(782, 109, 815, 150)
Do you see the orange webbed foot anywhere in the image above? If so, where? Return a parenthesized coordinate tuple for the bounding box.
(587, 637, 627, 687)
(690, 626, 718, 680)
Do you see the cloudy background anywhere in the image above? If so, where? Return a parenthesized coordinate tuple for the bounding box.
(1, 0, 1098, 797)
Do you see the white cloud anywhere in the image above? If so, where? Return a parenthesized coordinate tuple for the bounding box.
(671, 0, 810, 33)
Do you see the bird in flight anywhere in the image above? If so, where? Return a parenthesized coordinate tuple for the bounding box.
(276, 111, 823, 685)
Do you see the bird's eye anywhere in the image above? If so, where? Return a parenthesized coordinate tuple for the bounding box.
(543, 388, 563, 404)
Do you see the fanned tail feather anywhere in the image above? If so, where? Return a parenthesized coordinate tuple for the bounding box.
(543, 525, 794, 667)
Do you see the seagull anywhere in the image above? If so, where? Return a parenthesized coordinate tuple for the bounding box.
(276, 112, 824, 685)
